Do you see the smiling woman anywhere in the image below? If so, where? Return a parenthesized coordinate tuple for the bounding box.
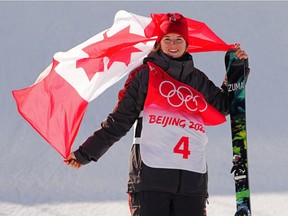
(153, 13, 189, 58)
(160, 34, 187, 58)
(66, 11, 249, 216)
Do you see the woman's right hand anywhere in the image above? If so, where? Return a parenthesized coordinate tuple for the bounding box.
(65, 152, 82, 169)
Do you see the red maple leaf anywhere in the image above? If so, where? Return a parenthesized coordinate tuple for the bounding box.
(76, 26, 151, 81)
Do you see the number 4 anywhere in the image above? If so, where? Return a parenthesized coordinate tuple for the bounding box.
(173, 136, 191, 159)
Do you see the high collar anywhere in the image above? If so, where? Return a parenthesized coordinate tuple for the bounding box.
(144, 50, 194, 81)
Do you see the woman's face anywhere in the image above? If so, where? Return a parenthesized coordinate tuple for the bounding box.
(160, 33, 187, 58)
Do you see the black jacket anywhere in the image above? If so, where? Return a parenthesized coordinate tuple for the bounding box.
(74, 50, 249, 197)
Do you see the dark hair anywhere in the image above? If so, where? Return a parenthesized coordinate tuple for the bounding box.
(152, 42, 161, 52)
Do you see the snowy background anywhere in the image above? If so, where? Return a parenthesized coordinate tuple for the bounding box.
(1, 1, 288, 216)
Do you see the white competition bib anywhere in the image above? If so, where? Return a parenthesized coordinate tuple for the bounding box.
(139, 63, 210, 173)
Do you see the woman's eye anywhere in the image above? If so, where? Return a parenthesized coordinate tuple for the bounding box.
(163, 37, 184, 44)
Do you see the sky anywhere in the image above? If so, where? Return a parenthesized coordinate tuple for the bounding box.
(1, 1, 288, 215)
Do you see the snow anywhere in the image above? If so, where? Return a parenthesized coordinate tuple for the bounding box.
(1, 1, 288, 216)
(2, 194, 288, 216)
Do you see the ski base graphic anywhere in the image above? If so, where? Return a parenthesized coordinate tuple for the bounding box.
(225, 50, 251, 216)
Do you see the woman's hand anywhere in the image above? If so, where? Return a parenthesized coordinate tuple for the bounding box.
(65, 152, 82, 169)
(234, 43, 248, 60)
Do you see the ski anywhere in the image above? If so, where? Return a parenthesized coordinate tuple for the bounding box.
(225, 50, 251, 216)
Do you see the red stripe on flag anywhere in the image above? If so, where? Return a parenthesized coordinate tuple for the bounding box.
(144, 13, 234, 53)
(12, 67, 88, 158)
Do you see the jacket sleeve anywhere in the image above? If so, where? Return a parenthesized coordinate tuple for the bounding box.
(193, 68, 229, 116)
(197, 58, 250, 116)
(74, 66, 148, 165)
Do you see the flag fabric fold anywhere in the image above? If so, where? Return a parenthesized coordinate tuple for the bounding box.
(145, 13, 234, 52)
(12, 10, 234, 158)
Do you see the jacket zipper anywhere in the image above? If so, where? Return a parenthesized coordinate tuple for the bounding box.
(176, 170, 183, 195)
(176, 62, 185, 195)
(178, 62, 185, 81)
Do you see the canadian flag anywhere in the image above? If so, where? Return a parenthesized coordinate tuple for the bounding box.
(12, 10, 233, 159)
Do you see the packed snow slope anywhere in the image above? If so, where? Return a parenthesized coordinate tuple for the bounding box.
(1, 1, 287, 215)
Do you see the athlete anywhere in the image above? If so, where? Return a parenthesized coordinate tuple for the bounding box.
(66, 12, 249, 216)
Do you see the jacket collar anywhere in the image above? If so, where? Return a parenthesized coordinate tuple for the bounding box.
(144, 50, 194, 81)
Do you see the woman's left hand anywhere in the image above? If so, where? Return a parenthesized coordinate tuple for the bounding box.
(234, 43, 248, 60)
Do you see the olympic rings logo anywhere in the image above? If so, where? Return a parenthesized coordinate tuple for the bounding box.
(159, 81, 208, 112)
